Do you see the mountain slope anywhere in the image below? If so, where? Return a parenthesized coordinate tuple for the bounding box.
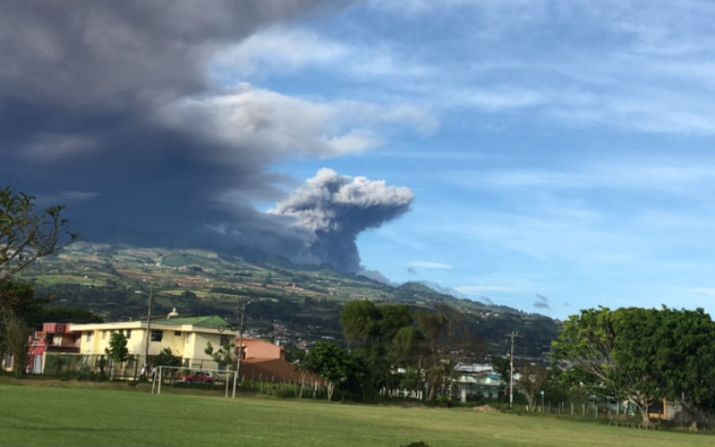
(20, 243, 561, 360)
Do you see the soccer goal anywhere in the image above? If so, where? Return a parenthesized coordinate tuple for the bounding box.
(150, 365, 239, 398)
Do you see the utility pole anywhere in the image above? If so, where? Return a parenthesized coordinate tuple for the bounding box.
(509, 331, 517, 409)
(232, 299, 251, 398)
(143, 283, 154, 370)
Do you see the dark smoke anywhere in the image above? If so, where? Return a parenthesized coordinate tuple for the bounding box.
(273, 169, 414, 272)
(0, 1, 413, 273)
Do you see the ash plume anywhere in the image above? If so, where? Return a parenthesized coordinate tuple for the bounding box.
(0, 1, 416, 273)
(273, 169, 414, 272)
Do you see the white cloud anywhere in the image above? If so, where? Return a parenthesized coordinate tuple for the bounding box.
(455, 285, 515, 295)
(212, 28, 347, 76)
(256, 1, 715, 135)
(446, 160, 715, 195)
(157, 84, 436, 163)
(408, 261, 453, 270)
(27, 133, 99, 160)
(212, 26, 435, 82)
(689, 287, 715, 298)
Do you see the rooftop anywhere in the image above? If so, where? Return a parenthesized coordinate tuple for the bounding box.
(150, 315, 230, 329)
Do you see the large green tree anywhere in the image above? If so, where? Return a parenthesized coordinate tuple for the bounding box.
(301, 341, 366, 401)
(552, 307, 660, 424)
(417, 304, 485, 400)
(341, 301, 414, 391)
(652, 308, 715, 429)
(553, 306, 715, 426)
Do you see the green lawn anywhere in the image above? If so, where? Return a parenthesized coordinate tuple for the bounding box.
(0, 383, 711, 447)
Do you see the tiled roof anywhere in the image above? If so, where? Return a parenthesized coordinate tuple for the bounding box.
(151, 315, 230, 329)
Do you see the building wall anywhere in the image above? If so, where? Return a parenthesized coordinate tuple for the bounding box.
(71, 322, 234, 370)
(242, 339, 284, 360)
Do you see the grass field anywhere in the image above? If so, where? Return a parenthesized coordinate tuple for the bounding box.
(0, 383, 712, 447)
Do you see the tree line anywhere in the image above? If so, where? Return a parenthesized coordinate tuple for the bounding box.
(300, 299, 484, 401)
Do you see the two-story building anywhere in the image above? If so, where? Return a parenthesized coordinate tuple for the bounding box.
(27, 322, 82, 374)
(70, 313, 237, 370)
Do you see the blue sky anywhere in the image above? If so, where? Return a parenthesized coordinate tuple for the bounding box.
(5, 1, 715, 319)
(209, 1, 715, 318)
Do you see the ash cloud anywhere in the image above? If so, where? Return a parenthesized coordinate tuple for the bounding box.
(273, 169, 414, 272)
(0, 1, 415, 273)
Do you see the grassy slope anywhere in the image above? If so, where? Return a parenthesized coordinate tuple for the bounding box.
(22, 243, 561, 358)
(0, 383, 711, 447)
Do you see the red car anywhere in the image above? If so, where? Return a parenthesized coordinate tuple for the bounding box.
(180, 371, 215, 384)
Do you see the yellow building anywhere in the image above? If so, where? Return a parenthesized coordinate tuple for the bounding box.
(70, 315, 236, 370)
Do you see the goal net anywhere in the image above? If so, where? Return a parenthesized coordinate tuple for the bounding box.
(150, 365, 238, 398)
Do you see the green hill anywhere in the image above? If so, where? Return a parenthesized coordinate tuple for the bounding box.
(20, 242, 560, 360)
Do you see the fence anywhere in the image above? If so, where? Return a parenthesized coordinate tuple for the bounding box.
(485, 399, 652, 426)
(147, 366, 331, 400)
(380, 388, 424, 400)
(41, 352, 140, 381)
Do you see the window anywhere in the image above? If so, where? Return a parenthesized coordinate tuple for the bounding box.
(150, 330, 163, 342)
(101, 331, 107, 340)
(126, 330, 132, 338)
(174, 331, 181, 336)
(220, 335, 231, 347)
(85, 332, 93, 343)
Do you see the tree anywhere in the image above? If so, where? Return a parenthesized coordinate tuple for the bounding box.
(105, 332, 129, 380)
(651, 307, 715, 430)
(2, 312, 30, 377)
(341, 301, 414, 392)
(417, 304, 485, 400)
(553, 307, 668, 425)
(1, 188, 75, 376)
(155, 348, 182, 368)
(389, 326, 426, 368)
(0, 280, 46, 324)
(302, 341, 366, 401)
(205, 341, 235, 370)
(517, 364, 549, 412)
(0, 281, 46, 376)
(1, 188, 76, 282)
(490, 356, 511, 398)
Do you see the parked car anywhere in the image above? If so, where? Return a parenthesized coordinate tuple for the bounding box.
(180, 371, 215, 385)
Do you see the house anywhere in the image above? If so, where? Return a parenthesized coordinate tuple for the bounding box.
(240, 338, 286, 361)
(70, 313, 237, 370)
(648, 399, 683, 421)
(453, 363, 504, 401)
(238, 338, 313, 383)
(27, 322, 82, 374)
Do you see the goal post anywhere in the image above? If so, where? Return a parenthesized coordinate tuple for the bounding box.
(151, 365, 238, 398)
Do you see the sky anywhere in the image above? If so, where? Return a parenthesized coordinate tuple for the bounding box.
(4, 1, 715, 318)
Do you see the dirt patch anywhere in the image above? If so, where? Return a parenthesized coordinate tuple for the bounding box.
(473, 405, 501, 413)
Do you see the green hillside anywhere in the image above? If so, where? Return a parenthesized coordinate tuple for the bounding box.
(20, 242, 560, 360)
